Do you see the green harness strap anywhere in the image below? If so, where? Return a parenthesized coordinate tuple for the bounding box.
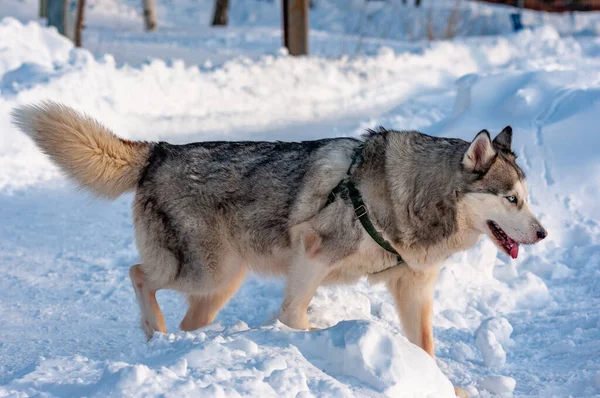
(327, 147, 405, 268)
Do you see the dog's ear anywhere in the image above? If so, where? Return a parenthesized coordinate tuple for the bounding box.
(493, 126, 512, 152)
(463, 130, 497, 174)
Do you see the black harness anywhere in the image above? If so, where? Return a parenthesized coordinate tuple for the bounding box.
(325, 146, 405, 271)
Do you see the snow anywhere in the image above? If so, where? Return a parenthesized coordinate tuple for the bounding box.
(0, 321, 454, 397)
(475, 318, 513, 369)
(479, 375, 516, 396)
(477, 318, 513, 349)
(1, 0, 600, 397)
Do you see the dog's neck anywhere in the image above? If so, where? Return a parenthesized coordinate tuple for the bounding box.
(354, 131, 481, 268)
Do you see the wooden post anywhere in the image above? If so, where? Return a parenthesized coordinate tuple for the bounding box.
(74, 0, 85, 47)
(284, 0, 308, 56)
(142, 0, 157, 31)
(212, 0, 229, 26)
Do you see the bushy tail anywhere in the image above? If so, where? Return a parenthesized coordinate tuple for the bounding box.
(11, 101, 152, 199)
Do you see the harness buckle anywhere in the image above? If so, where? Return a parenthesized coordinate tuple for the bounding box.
(354, 205, 367, 219)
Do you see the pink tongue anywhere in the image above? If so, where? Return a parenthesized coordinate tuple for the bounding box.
(510, 244, 519, 259)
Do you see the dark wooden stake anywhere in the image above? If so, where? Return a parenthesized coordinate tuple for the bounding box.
(74, 0, 86, 47)
(212, 0, 229, 25)
(143, 0, 157, 31)
(285, 0, 308, 56)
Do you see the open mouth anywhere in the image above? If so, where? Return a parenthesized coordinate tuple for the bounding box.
(487, 221, 519, 259)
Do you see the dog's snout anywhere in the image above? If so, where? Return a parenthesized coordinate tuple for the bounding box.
(536, 229, 548, 241)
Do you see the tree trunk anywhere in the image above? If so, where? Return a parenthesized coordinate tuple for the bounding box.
(74, 0, 86, 47)
(283, 0, 289, 48)
(142, 0, 157, 31)
(212, 0, 229, 26)
(285, 0, 308, 56)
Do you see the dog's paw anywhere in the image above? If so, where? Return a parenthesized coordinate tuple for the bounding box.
(141, 318, 167, 341)
(141, 319, 155, 341)
(454, 386, 469, 398)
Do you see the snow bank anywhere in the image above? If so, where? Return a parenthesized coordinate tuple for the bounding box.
(0, 18, 72, 77)
(1, 321, 455, 397)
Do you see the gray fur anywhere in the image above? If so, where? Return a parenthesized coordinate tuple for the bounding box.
(134, 127, 527, 288)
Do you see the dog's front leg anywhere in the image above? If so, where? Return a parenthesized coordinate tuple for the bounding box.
(386, 266, 439, 357)
(387, 267, 469, 397)
(279, 232, 328, 330)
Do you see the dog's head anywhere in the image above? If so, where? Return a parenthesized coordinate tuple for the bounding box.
(461, 126, 547, 259)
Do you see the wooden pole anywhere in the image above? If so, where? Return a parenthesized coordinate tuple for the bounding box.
(74, 0, 85, 47)
(142, 0, 157, 31)
(212, 0, 229, 26)
(285, 0, 308, 56)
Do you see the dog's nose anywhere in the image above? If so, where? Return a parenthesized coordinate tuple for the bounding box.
(536, 229, 548, 240)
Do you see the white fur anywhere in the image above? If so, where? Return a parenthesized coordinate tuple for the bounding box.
(461, 180, 543, 248)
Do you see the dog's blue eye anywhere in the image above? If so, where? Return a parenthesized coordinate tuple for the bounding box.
(506, 195, 517, 204)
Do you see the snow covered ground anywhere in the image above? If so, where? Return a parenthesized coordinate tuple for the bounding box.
(1, 0, 600, 397)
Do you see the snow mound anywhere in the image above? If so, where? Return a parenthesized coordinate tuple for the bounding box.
(476, 317, 513, 348)
(479, 375, 516, 396)
(475, 317, 513, 369)
(0, 17, 72, 77)
(1, 321, 455, 397)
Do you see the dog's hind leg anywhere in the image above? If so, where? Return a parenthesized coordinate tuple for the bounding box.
(387, 267, 439, 357)
(129, 264, 167, 340)
(279, 233, 328, 330)
(179, 266, 247, 332)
